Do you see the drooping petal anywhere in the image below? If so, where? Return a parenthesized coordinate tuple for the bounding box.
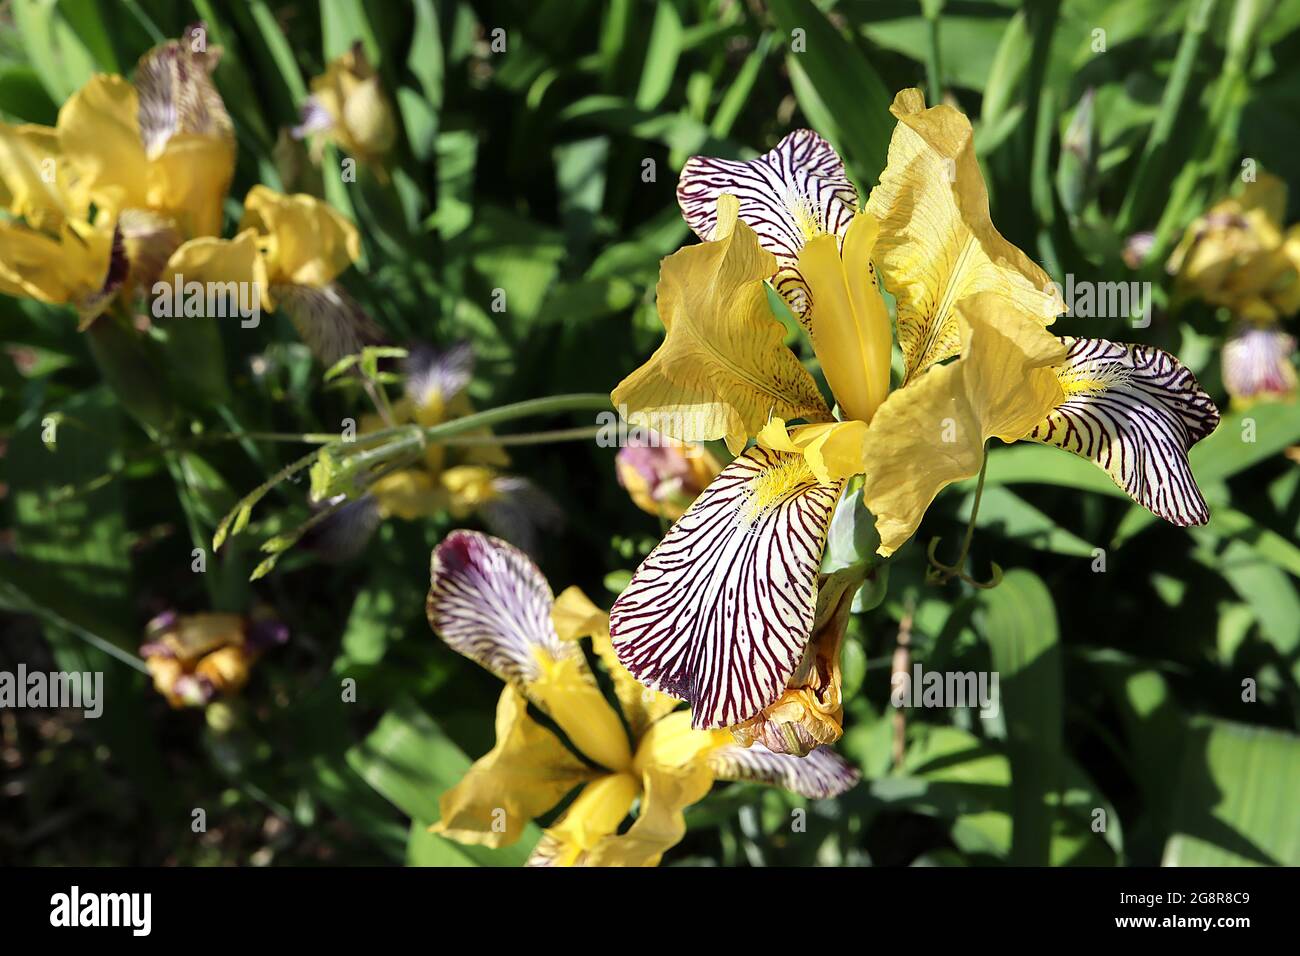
(427, 530, 632, 772)
(1222, 322, 1297, 406)
(610, 446, 843, 729)
(677, 129, 858, 318)
(865, 88, 1063, 382)
(426, 529, 573, 685)
(272, 281, 383, 366)
(708, 743, 860, 799)
(431, 685, 595, 848)
(1027, 337, 1221, 525)
(611, 197, 832, 454)
(860, 293, 1067, 556)
(582, 764, 717, 867)
(552, 586, 680, 740)
(476, 474, 565, 561)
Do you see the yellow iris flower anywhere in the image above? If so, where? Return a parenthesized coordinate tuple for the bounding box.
(160, 184, 381, 365)
(294, 43, 397, 170)
(425, 530, 859, 866)
(608, 89, 1220, 750)
(0, 32, 234, 324)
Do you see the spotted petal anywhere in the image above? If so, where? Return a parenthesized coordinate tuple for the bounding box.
(1027, 338, 1220, 526)
(865, 89, 1063, 382)
(708, 743, 860, 799)
(610, 446, 843, 730)
(427, 530, 575, 685)
(677, 129, 858, 320)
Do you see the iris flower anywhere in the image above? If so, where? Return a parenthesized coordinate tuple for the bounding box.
(310, 344, 562, 558)
(140, 611, 287, 709)
(293, 43, 396, 170)
(609, 89, 1220, 747)
(1168, 172, 1300, 406)
(425, 530, 859, 866)
(161, 185, 380, 365)
(0, 31, 233, 324)
(615, 433, 723, 522)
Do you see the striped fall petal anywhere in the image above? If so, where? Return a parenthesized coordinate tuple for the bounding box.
(426, 529, 577, 685)
(677, 129, 858, 320)
(707, 742, 861, 799)
(1222, 322, 1297, 405)
(1028, 337, 1220, 526)
(609, 446, 844, 730)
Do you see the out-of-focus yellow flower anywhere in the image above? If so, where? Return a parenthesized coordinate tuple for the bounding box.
(140, 610, 286, 709)
(425, 531, 859, 867)
(1168, 173, 1300, 322)
(0, 29, 234, 326)
(615, 434, 722, 522)
(609, 89, 1219, 748)
(161, 185, 380, 364)
(293, 43, 396, 169)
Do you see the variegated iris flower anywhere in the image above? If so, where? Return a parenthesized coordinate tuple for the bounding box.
(140, 610, 287, 709)
(0, 30, 234, 325)
(609, 89, 1220, 751)
(160, 184, 381, 365)
(310, 344, 562, 559)
(425, 530, 859, 867)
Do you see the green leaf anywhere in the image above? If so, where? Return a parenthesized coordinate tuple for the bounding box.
(767, 0, 893, 185)
(979, 569, 1063, 865)
(347, 697, 539, 867)
(1164, 718, 1300, 866)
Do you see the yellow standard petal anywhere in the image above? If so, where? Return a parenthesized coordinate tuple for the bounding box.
(611, 194, 832, 454)
(865, 88, 1063, 382)
(431, 685, 596, 848)
(57, 75, 150, 220)
(860, 292, 1067, 556)
(240, 185, 362, 286)
(162, 229, 273, 310)
(797, 210, 893, 422)
(0, 123, 83, 230)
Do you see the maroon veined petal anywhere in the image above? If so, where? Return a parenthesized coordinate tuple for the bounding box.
(1027, 337, 1221, 526)
(1222, 322, 1297, 404)
(426, 530, 574, 684)
(708, 742, 860, 799)
(676, 129, 858, 319)
(609, 446, 842, 730)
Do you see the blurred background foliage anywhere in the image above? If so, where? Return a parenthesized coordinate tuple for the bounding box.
(3, 0, 1300, 866)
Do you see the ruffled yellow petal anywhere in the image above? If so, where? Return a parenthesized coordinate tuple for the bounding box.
(57, 75, 150, 220)
(148, 134, 235, 238)
(865, 88, 1063, 382)
(371, 468, 447, 520)
(526, 772, 641, 866)
(162, 229, 272, 310)
(309, 45, 396, 164)
(582, 764, 716, 867)
(798, 211, 892, 422)
(240, 185, 361, 286)
(552, 586, 680, 740)
(611, 195, 832, 454)
(860, 293, 1067, 555)
(0, 123, 82, 230)
(756, 417, 869, 483)
(0, 219, 114, 307)
(431, 685, 595, 848)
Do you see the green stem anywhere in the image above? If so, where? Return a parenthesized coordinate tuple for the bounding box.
(925, 9, 943, 105)
(954, 446, 990, 571)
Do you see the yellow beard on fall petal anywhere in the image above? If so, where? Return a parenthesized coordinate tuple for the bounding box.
(738, 453, 815, 525)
